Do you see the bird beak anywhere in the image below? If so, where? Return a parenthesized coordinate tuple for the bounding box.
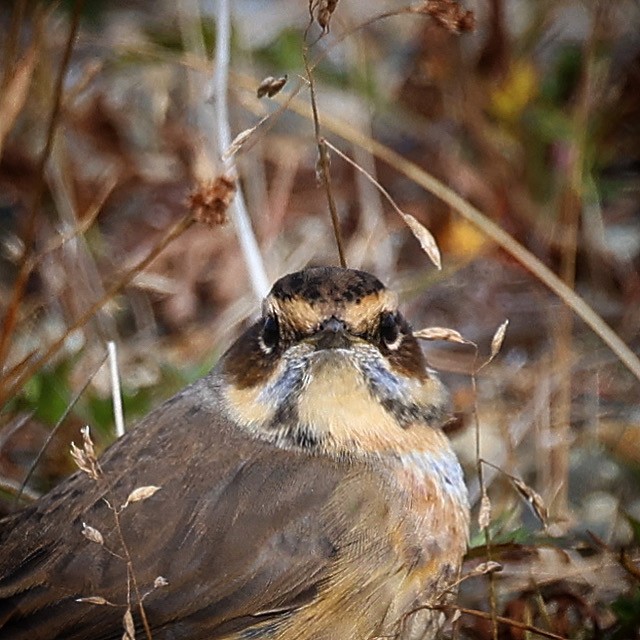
(312, 317, 352, 350)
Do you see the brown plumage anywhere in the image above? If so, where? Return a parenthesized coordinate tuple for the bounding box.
(0, 266, 469, 640)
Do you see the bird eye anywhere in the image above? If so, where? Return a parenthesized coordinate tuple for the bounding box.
(260, 315, 280, 353)
(380, 313, 402, 350)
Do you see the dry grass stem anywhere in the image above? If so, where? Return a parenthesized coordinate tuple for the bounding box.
(0, 34, 38, 156)
(286, 93, 640, 382)
(1, 0, 28, 94)
(0, 1, 83, 372)
(322, 139, 441, 269)
(430, 604, 568, 640)
(14, 351, 108, 506)
(223, 122, 266, 160)
(0, 477, 40, 503)
(301, 43, 346, 267)
(0, 213, 195, 410)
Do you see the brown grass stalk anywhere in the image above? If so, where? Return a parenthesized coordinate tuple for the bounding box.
(548, 1, 605, 520)
(1, 0, 28, 92)
(14, 352, 109, 507)
(261, 89, 640, 384)
(0, 0, 85, 371)
(302, 26, 346, 268)
(431, 604, 568, 640)
(0, 214, 195, 410)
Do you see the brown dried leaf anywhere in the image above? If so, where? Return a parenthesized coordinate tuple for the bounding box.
(257, 74, 287, 98)
(474, 561, 503, 575)
(400, 212, 441, 270)
(413, 326, 473, 345)
(123, 485, 160, 508)
(478, 491, 491, 531)
(76, 596, 115, 606)
(511, 477, 549, 526)
(154, 576, 169, 589)
(224, 126, 258, 160)
(0, 42, 38, 155)
(122, 608, 135, 640)
(81, 522, 104, 545)
(489, 319, 509, 361)
(313, 0, 340, 32)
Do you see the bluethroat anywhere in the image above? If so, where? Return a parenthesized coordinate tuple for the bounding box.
(0, 266, 469, 639)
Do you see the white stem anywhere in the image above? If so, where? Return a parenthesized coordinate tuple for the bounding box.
(214, 0, 270, 299)
(107, 341, 125, 438)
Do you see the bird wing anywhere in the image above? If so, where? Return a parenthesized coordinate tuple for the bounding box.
(0, 377, 394, 640)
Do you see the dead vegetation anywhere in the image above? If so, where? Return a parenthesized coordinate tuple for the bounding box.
(1, 0, 640, 637)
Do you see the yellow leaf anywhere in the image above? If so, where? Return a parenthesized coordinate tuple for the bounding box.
(490, 59, 538, 122)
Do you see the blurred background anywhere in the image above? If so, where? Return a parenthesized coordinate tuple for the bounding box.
(1, 0, 639, 637)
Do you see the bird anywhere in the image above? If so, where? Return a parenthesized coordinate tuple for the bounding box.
(0, 266, 469, 640)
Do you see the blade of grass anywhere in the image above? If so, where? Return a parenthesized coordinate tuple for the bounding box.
(0, 0, 85, 371)
(14, 351, 109, 508)
(266, 88, 640, 384)
(0, 214, 194, 410)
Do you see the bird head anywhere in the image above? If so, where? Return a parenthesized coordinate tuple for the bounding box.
(219, 267, 449, 456)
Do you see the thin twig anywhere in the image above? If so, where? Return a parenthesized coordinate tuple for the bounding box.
(471, 358, 499, 640)
(0, 0, 85, 371)
(72, 429, 153, 639)
(110, 501, 153, 640)
(0, 214, 195, 410)
(212, 0, 269, 299)
(1, 0, 28, 92)
(322, 138, 441, 269)
(229, 7, 414, 161)
(267, 91, 640, 384)
(220, 6, 423, 269)
(302, 35, 346, 267)
(0, 412, 35, 453)
(0, 177, 116, 381)
(431, 604, 568, 640)
(14, 351, 109, 508)
(31, 175, 117, 269)
(548, 2, 605, 520)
